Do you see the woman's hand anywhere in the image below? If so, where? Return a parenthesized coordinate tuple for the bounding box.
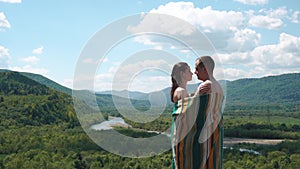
(197, 80, 212, 95)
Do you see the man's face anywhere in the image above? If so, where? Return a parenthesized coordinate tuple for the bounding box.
(194, 59, 204, 80)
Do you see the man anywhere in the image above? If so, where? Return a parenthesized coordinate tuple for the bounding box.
(194, 56, 223, 95)
(194, 55, 224, 169)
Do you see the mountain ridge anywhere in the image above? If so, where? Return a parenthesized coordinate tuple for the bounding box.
(0, 69, 299, 128)
(1, 69, 299, 106)
(0, 70, 79, 127)
(0, 69, 71, 95)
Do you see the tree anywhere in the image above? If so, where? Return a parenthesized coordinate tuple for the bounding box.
(74, 153, 87, 169)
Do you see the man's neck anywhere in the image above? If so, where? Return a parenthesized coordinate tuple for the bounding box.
(206, 74, 216, 81)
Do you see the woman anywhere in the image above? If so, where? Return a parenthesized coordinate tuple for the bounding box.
(170, 62, 193, 169)
(170, 62, 193, 103)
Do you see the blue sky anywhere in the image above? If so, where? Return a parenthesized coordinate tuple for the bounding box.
(1, 0, 299, 92)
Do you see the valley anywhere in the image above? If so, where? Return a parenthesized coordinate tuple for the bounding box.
(0, 70, 299, 168)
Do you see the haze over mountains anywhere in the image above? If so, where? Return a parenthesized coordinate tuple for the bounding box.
(98, 73, 300, 106)
(1, 69, 300, 108)
(1, 68, 299, 131)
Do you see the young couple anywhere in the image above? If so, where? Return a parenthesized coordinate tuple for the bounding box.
(171, 55, 223, 103)
(170, 55, 224, 169)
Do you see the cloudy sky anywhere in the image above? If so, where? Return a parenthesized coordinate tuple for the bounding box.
(1, 0, 299, 92)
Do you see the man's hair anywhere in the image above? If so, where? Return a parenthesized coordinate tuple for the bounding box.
(196, 56, 215, 74)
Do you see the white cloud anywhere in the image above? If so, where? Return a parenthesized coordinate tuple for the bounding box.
(233, 0, 268, 5)
(92, 59, 174, 92)
(0, 0, 21, 3)
(226, 28, 261, 52)
(32, 46, 44, 55)
(94, 72, 114, 91)
(0, 46, 9, 57)
(89, 65, 117, 91)
(10, 65, 49, 75)
(128, 75, 170, 92)
(217, 33, 300, 80)
(219, 52, 252, 65)
(95, 72, 113, 80)
(290, 11, 300, 23)
(251, 33, 300, 69)
(93, 81, 113, 92)
(114, 59, 172, 86)
(0, 45, 10, 68)
(0, 12, 11, 30)
(263, 7, 288, 18)
(83, 57, 108, 64)
(21, 56, 40, 64)
(147, 4, 245, 32)
(89, 31, 300, 91)
(224, 68, 248, 80)
(129, 2, 260, 53)
(248, 7, 298, 29)
(278, 33, 300, 54)
(147, 3, 244, 32)
(249, 15, 283, 29)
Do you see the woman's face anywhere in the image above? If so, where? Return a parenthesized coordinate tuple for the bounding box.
(182, 66, 193, 82)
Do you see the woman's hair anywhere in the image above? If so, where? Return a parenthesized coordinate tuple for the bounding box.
(170, 62, 189, 103)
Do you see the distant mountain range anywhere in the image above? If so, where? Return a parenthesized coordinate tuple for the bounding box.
(1, 69, 298, 130)
(1, 69, 299, 107)
(98, 73, 300, 106)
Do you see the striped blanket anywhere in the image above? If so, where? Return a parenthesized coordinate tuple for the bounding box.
(171, 93, 224, 169)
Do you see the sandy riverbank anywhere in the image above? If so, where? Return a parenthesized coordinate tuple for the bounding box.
(93, 117, 288, 146)
(224, 138, 285, 146)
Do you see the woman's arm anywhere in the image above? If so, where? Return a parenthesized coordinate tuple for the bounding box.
(173, 87, 189, 102)
(196, 80, 212, 95)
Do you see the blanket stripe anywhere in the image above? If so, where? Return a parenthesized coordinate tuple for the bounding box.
(172, 93, 224, 169)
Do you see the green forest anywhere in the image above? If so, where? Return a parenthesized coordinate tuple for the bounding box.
(0, 70, 300, 169)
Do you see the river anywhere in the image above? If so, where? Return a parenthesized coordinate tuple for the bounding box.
(90, 116, 285, 148)
(90, 116, 132, 130)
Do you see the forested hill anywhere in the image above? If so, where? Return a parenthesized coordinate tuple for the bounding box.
(1, 69, 299, 109)
(226, 73, 300, 106)
(0, 71, 51, 95)
(0, 69, 71, 95)
(0, 70, 147, 128)
(0, 71, 79, 128)
(21, 71, 72, 95)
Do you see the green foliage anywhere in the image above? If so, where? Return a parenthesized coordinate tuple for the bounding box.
(226, 73, 300, 105)
(1, 70, 300, 168)
(73, 153, 87, 169)
(223, 144, 300, 169)
(0, 71, 50, 96)
(123, 110, 172, 132)
(0, 93, 79, 128)
(113, 127, 158, 138)
(0, 71, 110, 128)
(21, 71, 72, 95)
